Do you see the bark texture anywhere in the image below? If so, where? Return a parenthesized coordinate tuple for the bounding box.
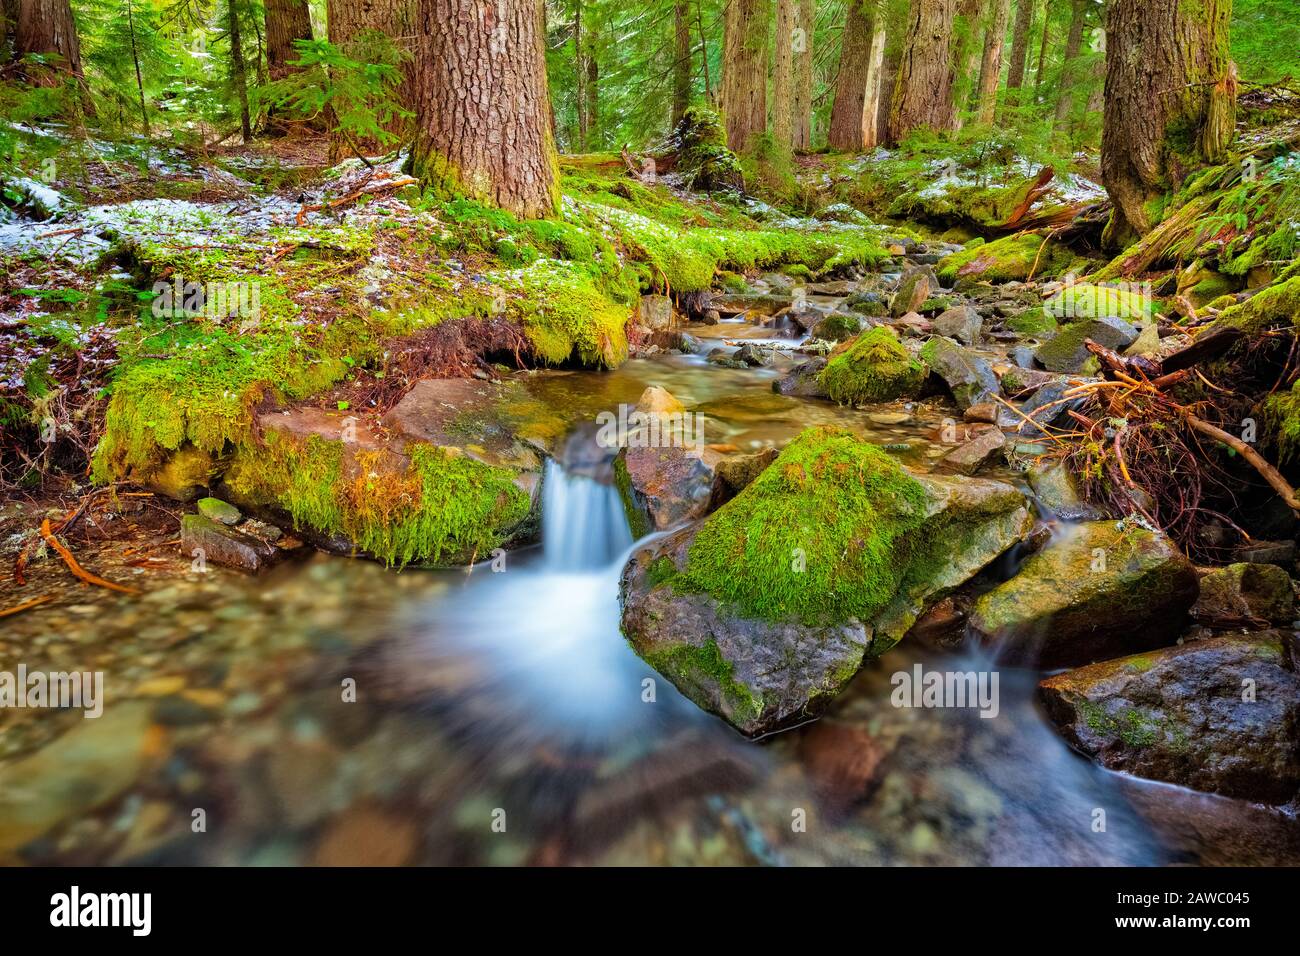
(888, 0, 959, 143)
(1101, 0, 1235, 236)
(327, 0, 415, 160)
(828, 0, 875, 150)
(861, 18, 887, 147)
(410, 0, 559, 219)
(672, 0, 692, 128)
(974, 0, 1011, 124)
(792, 0, 814, 149)
(720, 0, 770, 152)
(15, 0, 83, 80)
(772, 0, 796, 150)
(266, 0, 312, 80)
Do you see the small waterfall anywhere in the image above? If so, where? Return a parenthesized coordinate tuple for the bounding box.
(541, 457, 633, 571)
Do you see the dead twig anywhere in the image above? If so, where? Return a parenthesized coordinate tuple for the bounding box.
(0, 594, 54, 619)
(39, 517, 142, 595)
(1183, 413, 1300, 513)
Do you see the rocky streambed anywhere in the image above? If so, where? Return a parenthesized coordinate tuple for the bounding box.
(5, 233, 1300, 865)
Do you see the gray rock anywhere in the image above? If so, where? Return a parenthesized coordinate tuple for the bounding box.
(935, 427, 1006, 476)
(1039, 633, 1300, 803)
(182, 513, 280, 573)
(639, 294, 675, 331)
(932, 305, 983, 345)
(922, 337, 999, 409)
(890, 264, 939, 317)
(1016, 378, 1097, 437)
(772, 358, 829, 398)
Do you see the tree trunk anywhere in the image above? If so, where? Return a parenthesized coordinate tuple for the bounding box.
(265, 0, 312, 81)
(974, 0, 1011, 124)
(672, 0, 692, 128)
(574, 3, 587, 150)
(720, 0, 770, 153)
(1052, 0, 1087, 125)
(228, 0, 253, 143)
(792, 0, 813, 149)
(15, 0, 84, 82)
(1033, 0, 1050, 90)
(327, 0, 415, 161)
(772, 0, 796, 151)
(876, 26, 899, 143)
(126, 0, 149, 133)
(828, 0, 874, 151)
(1004, 0, 1033, 107)
(584, 17, 599, 147)
(1101, 0, 1235, 237)
(410, 0, 559, 219)
(861, 19, 888, 147)
(949, 0, 985, 123)
(888, 0, 958, 143)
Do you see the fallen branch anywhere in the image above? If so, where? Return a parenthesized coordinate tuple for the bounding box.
(39, 518, 141, 595)
(0, 594, 53, 619)
(1183, 413, 1300, 513)
(295, 175, 419, 226)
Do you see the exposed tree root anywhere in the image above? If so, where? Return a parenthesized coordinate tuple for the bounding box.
(39, 517, 142, 595)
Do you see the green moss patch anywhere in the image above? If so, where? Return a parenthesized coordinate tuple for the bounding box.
(223, 432, 531, 567)
(819, 327, 926, 405)
(674, 426, 933, 624)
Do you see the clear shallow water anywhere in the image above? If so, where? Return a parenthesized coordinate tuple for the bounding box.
(5, 343, 1300, 866)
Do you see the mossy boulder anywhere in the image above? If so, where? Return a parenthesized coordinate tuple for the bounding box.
(819, 328, 927, 406)
(1214, 275, 1300, 334)
(936, 233, 1071, 288)
(969, 520, 1199, 667)
(1042, 283, 1158, 324)
(220, 385, 547, 568)
(1039, 633, 1300, 803)
(620, 426, 1033, 735)
(1034, 317, 1139, 373)
(809, 312, 862, 343)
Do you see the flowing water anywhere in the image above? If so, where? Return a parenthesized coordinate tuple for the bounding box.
(5, 333, 1300, 866)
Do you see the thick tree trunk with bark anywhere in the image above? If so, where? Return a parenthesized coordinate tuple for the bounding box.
(15, 0, 84, 82)
(792, 0, 813, 149)
(410, 0, 559, 219)
(1053, 0, 1087, 125)
(1101, 0, 1235, 237)
(1004, 0, 1033, 106)
(574, 3, 588, 149)
(720, 0, 770, 153)
(876, 27, 899, 143)
(974, 0, 1011, 124)
(861, 19, 887, 147)
(888, 0, 958, 143)
(828, 0, 875, 151)
(327, 0, 415, 161)
(772, 0, 796, 150)
(672, 0, 692, 128)
(265, 0, 312, 80)
(584, 21, 599, 147)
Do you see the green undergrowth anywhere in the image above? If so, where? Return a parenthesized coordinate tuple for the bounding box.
(674, 426, 933, 625)
(93, 161, 887, 488)
(223, 431, 531, 567)
(820, 327, 926, 405)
